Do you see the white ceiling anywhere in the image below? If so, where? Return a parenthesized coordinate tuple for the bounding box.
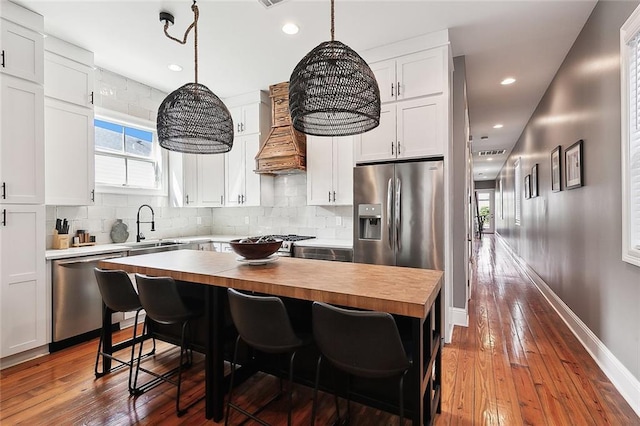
(13, 0, 597, 181)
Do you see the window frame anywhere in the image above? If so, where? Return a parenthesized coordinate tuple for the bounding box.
(621, 7, 640, 267)
(94, 107, 168, 197)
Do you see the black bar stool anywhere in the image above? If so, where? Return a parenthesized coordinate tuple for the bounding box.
(133, 273, 204, 417)
(225, 288, 311, 426)
(311, 301, 411, 425)
(93, 267, 155, 394)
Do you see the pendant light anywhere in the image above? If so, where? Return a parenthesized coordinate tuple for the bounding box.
(288, 0, 380, 137)
(156, 1, 233, 154)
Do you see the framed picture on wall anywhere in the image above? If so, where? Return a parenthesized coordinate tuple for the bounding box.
(524, 174, 531, 199)
(565, 139, 583, 190)
(531, 164, 539, 197)
(551, 145, 561, 192)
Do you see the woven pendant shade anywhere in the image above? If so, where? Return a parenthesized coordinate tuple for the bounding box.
(157, 83, 233, 154)
(289, 40, 380, 137)
(156, 2, 233, 154)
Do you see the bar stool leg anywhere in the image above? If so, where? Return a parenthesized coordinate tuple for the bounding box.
(176, 320, 190, 417)
(287, 351, 298, 426)
(398, 372, 406, 426)
(311, 355, 322, 426)
(225, 335, 242, 426)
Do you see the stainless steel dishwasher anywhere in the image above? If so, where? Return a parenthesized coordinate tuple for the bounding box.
(52, 252, 126, 345)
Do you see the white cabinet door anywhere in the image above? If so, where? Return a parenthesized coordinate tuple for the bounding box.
(397, 97, 443, 159)
(230, 103, 260, 135)
(44, 99, 94, 205)
(243, 135, 262, 206)
(0, 75, 44, 204)
(371, 59, 396, 104)
(197, 154, 225, 207)
(0, 204, 46, 357)
(44, 52, 93, 108)
(354, 103, 395, 163)
(396, 49, 445, 101)
(307, 136, 334, 205)
(333, 136, 353, 205)
(225, 140, 245, 206)
(182, 153, 198, 206)
(0, 19, 43, 84)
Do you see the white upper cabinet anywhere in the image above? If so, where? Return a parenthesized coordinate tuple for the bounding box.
(355, 97, 444, 163)
(371, 49, 445, 104)
(230, 102, 260, 136)
(0, 18, 44, 84)
(44, 99, 94, 205)
(225, 134, 273, 207)
(356, 41, 450, 163)
(175, 153, 225, 208)
(44, 51, 94, 108)
(43, 38, 95, 205)
(307, 135, 353, 206)
(0, 75, 44, 204)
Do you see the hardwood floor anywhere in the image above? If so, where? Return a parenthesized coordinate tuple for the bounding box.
(1, 235, 637, 425)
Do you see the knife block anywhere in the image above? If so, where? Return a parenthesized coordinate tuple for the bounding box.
(52, 231, 70, 249)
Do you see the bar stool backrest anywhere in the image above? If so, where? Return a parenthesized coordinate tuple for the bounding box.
(312, 301, 410, 379)
(135, 274, 194, 325)
(227, 288, 303, 353)
(94, 268, 141, 313)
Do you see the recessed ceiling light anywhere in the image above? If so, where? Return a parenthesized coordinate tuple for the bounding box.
(501, 77, 516, 85)
(493, 124, 503, 129)
(282, 23, 299, 35)
(168, 64, 183, 72)
(487, 157, 493, 161)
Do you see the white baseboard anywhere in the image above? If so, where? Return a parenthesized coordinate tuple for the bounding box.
(496, 235, 640, 418)
(451, 307, 469, 327)
(0, 345, 49, 370)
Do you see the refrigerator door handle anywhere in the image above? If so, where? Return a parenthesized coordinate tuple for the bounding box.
(387, 178, 393, 250)
(395, 177, 402, 251)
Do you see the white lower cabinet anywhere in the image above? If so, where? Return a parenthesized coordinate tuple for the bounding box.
(355, 96, 444, 163)
(0, 204, 46, 358)
(225, 134, 273, 207)
(44, 98, 94, 205)
(307, 135, 353, 206)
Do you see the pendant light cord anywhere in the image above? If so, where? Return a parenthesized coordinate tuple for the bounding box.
(163, 1, 200, 84)
(330, 0, 335, 42)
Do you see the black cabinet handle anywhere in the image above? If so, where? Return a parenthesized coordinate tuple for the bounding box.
(90, 91, 94, 105)
(333, 191, 336, 202)
(1, 182, 5, 199)
(1, 50, 5, 68)
(90, 189, 95, 202)
(2, 209, 6, 226)
(391, 141, 394, 156)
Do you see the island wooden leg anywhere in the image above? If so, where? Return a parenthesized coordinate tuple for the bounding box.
(205, 286, 226, 421)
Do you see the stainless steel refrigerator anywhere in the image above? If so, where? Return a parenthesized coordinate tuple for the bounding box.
(353, 160, 444, 270)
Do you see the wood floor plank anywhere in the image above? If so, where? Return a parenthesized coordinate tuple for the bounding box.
(1, 236, 637, 425)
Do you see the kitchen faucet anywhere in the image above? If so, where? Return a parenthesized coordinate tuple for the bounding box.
(136, 204, 155, 242)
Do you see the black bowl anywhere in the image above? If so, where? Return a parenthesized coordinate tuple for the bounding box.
(229, 238, 282, 260)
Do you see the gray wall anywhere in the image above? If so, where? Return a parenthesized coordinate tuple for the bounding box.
(496, 1, 640, 381)
(452, 56, 469, 309)
(474, 180, 496, 190)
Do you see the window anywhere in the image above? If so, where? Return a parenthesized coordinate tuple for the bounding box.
(94, 116, 166, 194)
(514, 158, 522, 226)
(622, 7, 640, 267)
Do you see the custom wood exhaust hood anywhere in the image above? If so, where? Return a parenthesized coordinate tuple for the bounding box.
(255, 82, 307, 174)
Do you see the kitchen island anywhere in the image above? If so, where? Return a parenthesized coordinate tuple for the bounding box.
(99, 250, 443, 425)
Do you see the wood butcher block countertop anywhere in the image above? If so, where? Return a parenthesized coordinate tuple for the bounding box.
(99, 250, 443, 319)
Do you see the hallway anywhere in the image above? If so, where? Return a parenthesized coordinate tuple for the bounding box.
(0, 236, 638, 425)
(439, 235, 638, 425)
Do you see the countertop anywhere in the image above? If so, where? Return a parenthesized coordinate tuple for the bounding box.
(292, 238, 352, 249)
(45, 234, 244, 260)
(99, 250, 442, 319)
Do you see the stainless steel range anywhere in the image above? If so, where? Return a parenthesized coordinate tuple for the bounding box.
(261, 235, 315, 256)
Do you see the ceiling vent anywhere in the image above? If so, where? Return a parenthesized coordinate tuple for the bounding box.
(257, 0, 288, 8)
(477, 149, 506, 156)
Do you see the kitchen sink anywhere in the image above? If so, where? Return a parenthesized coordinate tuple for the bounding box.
(124, 240, 188, 255)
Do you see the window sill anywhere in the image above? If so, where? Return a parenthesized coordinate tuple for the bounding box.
(96, 184, 167, 198)
(622, 248, 640, 268)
